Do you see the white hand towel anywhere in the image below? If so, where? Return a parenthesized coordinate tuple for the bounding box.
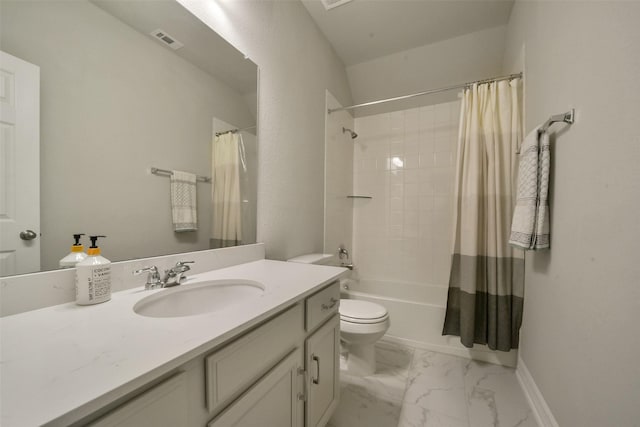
(509, 127, 551, 250)
(170, 170, 198, 232)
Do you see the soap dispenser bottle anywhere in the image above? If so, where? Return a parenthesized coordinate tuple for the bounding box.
(75, 235, 111, 305)
(59, 233, 88, 268)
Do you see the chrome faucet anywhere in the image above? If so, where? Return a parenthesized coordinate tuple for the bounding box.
(134, 261, 194, 289)
(338, 246, 354, 270)
(162, 261, 194, 287)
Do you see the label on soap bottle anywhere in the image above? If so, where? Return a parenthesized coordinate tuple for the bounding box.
(91, 265, 111, 300)
(76, 264, 111, 305)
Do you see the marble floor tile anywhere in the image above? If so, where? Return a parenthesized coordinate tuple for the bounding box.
(398, 402, 469, 427)
(329, 342, 412, 427)
(403, 381, 468, 422)
(340, 367, 408, 404)
(408, 350, 466, 389)
(376, 340, 414, 375)
(329, 380, 403, 427)
(462, 359, 537, 427)
(404, 350, 468, 421)
(330, 342, 538, 427)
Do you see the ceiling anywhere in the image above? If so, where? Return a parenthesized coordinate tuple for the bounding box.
(301, 0, 515, 66)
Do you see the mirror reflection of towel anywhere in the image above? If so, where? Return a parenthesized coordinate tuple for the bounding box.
(171, 170, 197, 232)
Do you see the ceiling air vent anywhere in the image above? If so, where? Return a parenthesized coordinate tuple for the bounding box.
(149, 29, 184, 50)
(321, 0, 354, 11)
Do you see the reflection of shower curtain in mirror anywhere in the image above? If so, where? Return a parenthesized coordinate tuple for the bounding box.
(211, 133, 245, 248)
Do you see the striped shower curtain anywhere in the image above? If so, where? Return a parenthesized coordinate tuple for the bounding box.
(442, 78, 525, 352)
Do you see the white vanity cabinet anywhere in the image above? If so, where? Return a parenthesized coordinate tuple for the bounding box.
(1, 257, 349, 427)
(84, 281, 341, 427)
(207, 280, 341, 427)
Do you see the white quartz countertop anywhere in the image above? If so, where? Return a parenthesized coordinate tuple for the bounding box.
(0, 259, 347, 427)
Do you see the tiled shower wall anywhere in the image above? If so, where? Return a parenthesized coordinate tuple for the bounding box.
(352, 100, 460, 285)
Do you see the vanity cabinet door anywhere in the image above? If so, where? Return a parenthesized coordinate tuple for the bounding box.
(89, 373, 187, 427)
(208, 348, 304, 427)
(205, 303, 304, 414)
(305, 315, 340, 427)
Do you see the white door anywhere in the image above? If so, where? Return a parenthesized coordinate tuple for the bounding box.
(0, 51, 40, 276)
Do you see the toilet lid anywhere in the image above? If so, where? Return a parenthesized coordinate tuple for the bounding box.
(339, 299, 388, 323)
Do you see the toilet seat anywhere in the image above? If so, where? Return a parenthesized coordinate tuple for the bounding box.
(339, 299, 388, 324)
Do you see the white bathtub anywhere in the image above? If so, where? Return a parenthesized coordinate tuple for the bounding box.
(340, 278, 517, 367)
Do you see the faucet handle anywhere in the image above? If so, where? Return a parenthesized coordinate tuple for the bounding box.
(134, 266, 158, 275)
(174, 261, 194, 272)
(162, 261, 194, 287)
(175, 260, 194, 267)
(133, 266, 161, 289)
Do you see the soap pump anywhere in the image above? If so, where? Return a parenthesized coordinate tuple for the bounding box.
(59, 233, 88, 268)
(75, 235, 111, 305)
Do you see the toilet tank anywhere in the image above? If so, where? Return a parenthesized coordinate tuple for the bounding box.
(286, 253, 335, 265)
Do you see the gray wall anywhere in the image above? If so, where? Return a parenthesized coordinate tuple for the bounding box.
(1, 1, 255, 270)
(346, 25, 507, 116)
(503, 1, 640, 425)
(178, 0, 353, 261)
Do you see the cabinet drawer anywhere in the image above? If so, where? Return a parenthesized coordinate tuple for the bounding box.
(305, 282, 340, 332)
(205, 303, 304, 414)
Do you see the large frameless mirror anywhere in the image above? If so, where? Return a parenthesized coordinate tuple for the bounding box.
(0, 0, 258, 277)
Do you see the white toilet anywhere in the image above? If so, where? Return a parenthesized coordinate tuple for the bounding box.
(287, 253, 390, 376)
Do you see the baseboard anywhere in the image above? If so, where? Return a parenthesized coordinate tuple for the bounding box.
(380, 334, 518, 368)
(515, 355, 559, 427)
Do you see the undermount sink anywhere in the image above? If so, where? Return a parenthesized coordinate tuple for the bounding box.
(133, 279, 265, 318)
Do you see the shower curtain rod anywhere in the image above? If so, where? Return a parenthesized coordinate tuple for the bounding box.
(328, 72, 523, 114)
(215, 125, 256, 137)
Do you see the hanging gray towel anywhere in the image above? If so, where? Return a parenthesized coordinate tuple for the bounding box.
(171, 170, 198, 232)
(509, 127, 550, 250)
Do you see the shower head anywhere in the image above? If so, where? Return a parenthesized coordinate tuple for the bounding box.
(342, 127, 358, 139)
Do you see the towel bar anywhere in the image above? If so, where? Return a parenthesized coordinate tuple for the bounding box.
(150, 167, 211, 183)
(517, 109, 575, 154)
(540, 109, 574, 133)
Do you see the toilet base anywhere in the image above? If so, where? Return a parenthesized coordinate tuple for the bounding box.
(341, 341, 376, 376)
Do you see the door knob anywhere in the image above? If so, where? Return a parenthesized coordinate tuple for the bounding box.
(19, 230, 37, 241)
